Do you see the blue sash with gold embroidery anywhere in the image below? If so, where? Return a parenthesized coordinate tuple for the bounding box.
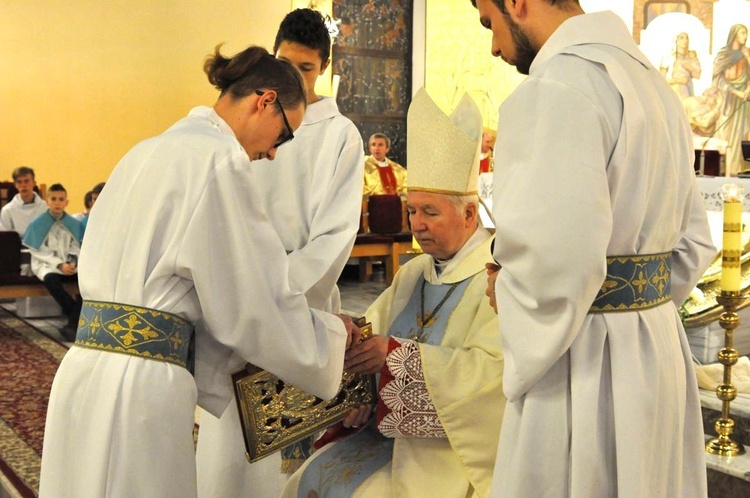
(590, 252, 671, 313)
(74, 300, 194, 369)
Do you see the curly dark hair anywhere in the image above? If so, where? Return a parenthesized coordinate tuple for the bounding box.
(273, 8, 331, 63)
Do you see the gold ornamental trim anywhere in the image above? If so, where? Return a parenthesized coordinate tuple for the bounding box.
(232, 317, 377, 463)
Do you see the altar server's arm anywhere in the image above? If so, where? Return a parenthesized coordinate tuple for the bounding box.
(176, 152, 347, 401)
(670, 157, 716, 306)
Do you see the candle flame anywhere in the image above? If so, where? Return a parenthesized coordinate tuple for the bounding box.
(722, 183, 745, 203)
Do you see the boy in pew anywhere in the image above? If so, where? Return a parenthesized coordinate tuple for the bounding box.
(23, 183, 84, 340)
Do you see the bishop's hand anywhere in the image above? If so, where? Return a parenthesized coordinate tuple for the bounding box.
(344, 335, 389, 374)
(343, 404, 373, 429)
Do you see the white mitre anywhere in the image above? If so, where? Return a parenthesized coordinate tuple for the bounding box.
(406, 88, 483, 196)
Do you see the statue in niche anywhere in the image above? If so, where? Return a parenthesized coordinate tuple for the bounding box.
(712, 24, 750, 173)
(660, 32, 701, 99)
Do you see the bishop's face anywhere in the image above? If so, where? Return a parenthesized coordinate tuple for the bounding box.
(407, 191, 476, 261)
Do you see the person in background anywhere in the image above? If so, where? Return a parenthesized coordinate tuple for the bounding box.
(363, 132, 407, 199)
(39, 44, 360, 498)
(195, 9, 364, 497)
(0, 166, 47, 236)
(81, 182, 106, 231)
(22, 183, 83, 340)
(479, 130, 495, 173)
(471, 0, 714, 496)
(73, 191, 93, 221)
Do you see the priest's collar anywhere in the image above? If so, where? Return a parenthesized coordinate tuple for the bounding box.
(425, 226, 491, 284)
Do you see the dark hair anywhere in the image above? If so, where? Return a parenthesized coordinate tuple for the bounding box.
(12, 166, 35, 181)
(92, 182, 106, 194)
(83, 191, 94, 209)
(470, 0, 578, 13)
(369, 132, 391, 148)
(273, 8, 332, 63)
(204, 44, 306, 110)
(48, 183, 67, 194)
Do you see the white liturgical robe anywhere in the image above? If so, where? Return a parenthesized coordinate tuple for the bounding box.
(195, 97, 364, 497)
(253, 95, 364, 311)
(0, 192, 47, 236)
(38, 106, 348, 498)
(491, 12, 715, 498)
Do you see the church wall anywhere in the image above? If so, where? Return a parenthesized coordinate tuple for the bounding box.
(423, 1, 633, 133)
(424, 2, 523, 133)
(0, 0, 291, 212)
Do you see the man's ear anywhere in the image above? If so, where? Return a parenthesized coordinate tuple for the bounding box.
(465, 202, 478, 222)
(508, 0, 527, 19)
(255, 90, 279, 112)
(320, 58, 331, 75)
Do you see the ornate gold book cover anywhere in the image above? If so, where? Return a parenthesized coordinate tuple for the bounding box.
(232, 318, 376, 463)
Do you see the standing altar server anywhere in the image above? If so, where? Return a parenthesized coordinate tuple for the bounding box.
(471, 1, 715, 497)
(39, 45, 357, 498)
(195, 9, 364, 497)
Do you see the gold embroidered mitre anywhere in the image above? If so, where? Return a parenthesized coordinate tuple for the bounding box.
(406, 88, 483, 196)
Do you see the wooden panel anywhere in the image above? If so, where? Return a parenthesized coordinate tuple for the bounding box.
(333, 0, 413, 166)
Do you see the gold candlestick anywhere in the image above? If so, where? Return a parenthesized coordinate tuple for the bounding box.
(705, 292, 746, 456)
(707, 182, 746, 457)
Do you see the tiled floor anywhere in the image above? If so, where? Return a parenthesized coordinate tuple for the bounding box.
(338, 265, 389, 316)
(6, 270, 750, 494)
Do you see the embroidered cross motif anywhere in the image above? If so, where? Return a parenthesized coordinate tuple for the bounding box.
(107, 313, 160, 346)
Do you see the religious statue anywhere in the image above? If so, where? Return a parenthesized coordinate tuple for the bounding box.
(660, 32, 702, 99)
(712, 24, 750, 174)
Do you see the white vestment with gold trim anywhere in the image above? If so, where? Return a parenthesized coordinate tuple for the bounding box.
(490, 12, 715, 498)
(39, 106, 347, 498)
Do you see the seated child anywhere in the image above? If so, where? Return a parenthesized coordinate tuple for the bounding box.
(23, 183, 84, 340)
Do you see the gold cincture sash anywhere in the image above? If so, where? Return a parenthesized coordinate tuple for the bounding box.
(74, 300, 194, 369)
(590, 252, 672, 313)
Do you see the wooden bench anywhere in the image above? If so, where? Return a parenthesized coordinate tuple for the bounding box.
(351, 233, 395, 283)
(0, 231, 79, 300)
(350, 232, 423, 285)
(352, 196, 422, 284)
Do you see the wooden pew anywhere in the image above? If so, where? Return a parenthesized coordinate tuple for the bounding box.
(0, 231, 78, 300)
